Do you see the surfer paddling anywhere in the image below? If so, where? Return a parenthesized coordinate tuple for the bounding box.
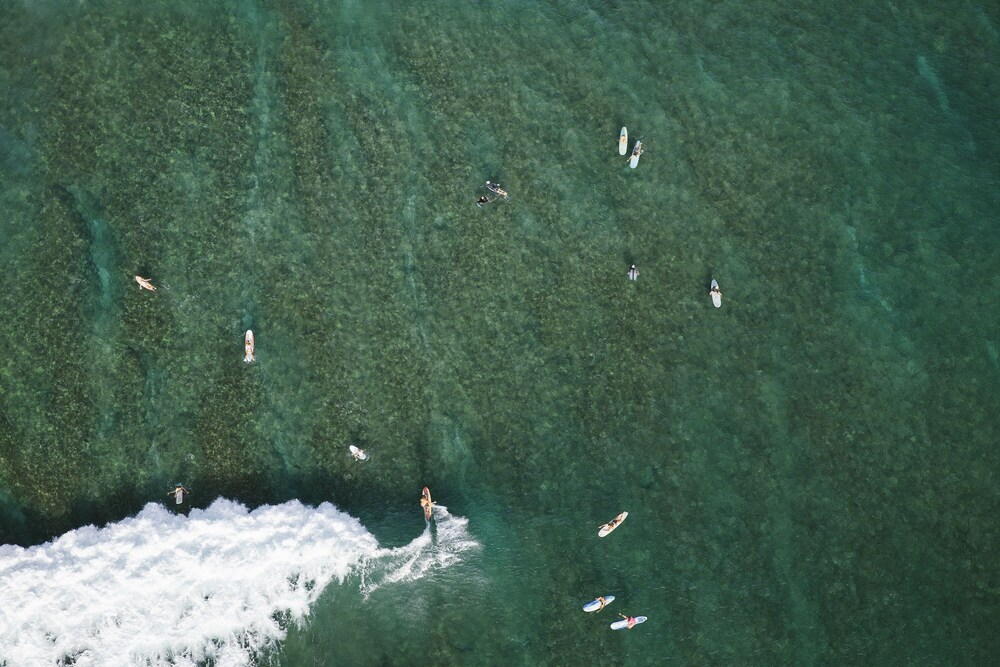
(598, 511, 628, 537)
(619, 613, 639, 630)
(628, 264, 639, 281)
(593, 596, 609, 612)
(710, 281, 722, 306)
(628, 142, 643, 163)
(134, 275, 157, 291)
(485, 181, 509, 201)
(244, 330, 255, 363)
(168, 485, 190, 505)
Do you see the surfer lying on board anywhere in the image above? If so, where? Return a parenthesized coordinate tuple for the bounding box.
(485, 181, 509, 200)
(628, 143, 643, 162)
(628, 264, 639, 281)
(619, 613, 638, 629)
(420, 496, 432, 513)
(710, 283, 722, 299)
(476, 195, 492, 207)
(594, 596, 608, 612)
(135, 275, 157, 291)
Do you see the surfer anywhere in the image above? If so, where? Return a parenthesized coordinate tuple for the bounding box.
(420, 488, 433, 520)
(710, 283, 722, 299)
(485, 181, 509, 200)
(619, 613, 639, 630)
(168, 485, 189, 504)
(594, 596, 608, 612)
(244, 330, 255, 364)
(628, 264, 639, 281)
(628, 142, 643, 162)
(135, 275, 156, 291)
(476, 195, 491, 207)
(351, 446, 367, 461)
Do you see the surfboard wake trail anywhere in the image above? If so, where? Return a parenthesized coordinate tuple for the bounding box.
(0, 498, 479, 666)
(357, 504, 481, 598)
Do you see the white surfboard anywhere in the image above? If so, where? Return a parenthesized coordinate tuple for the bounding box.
(174, 488, 184, 505)
(349, 445, 368, 461)
(711, 279, 722, 308)
(619, 127, 628, 155)
(628, 140, 642, 168)
(598, 511, 628, 537)
(583, 595, 615, 612)
(244, 330, 255, 363)
(610, 616, 647, 630)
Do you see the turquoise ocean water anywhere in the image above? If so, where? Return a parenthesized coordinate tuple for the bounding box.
(1, 0, 998, 664)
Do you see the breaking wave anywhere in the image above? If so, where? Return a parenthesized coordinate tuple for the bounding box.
(0, 498, 478, 666)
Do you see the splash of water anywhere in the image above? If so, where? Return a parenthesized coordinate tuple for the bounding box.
(0, 498, 478, 666)
(359, 504, 481, 597)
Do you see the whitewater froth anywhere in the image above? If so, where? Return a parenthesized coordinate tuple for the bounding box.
(0, 498, 479, 666)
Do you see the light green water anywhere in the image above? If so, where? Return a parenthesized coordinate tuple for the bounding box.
(1, 0, 998, 664)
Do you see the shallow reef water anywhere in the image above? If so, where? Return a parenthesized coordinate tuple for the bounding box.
(0, 0, 998, 664)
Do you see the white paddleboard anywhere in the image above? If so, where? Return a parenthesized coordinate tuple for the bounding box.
(610, 616, 647, 630)
(598, 511, 628, 537)
(349, 445, 368, 461)
(619, 127, 628, 155)
(583, 595, 615, 613)
(628, 140, 642, 168)
(244, 330, 255, 363)
(711, 279, 722, 308)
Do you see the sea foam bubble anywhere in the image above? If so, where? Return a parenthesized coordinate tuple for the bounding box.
(0, 498, 478, 666)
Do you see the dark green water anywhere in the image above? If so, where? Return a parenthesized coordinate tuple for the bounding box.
(1, 0, 998, 663)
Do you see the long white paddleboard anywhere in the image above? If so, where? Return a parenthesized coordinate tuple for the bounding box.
(711, 279, 722, 308)
(619, 127, 628, 155)
(628, 140, 642, 168)
(583, 595, 615, 612)
(598, 511, 628, 537)
(244, 330, 255, 363)
(610, 616, 647, 630)
(349, 445, 368, 461)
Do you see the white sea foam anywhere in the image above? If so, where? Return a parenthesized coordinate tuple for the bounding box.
(359, 504, 481, 597)
(0, 498, 479, 666)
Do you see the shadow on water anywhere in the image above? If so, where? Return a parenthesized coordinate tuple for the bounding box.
(0, 463, 428, 549)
